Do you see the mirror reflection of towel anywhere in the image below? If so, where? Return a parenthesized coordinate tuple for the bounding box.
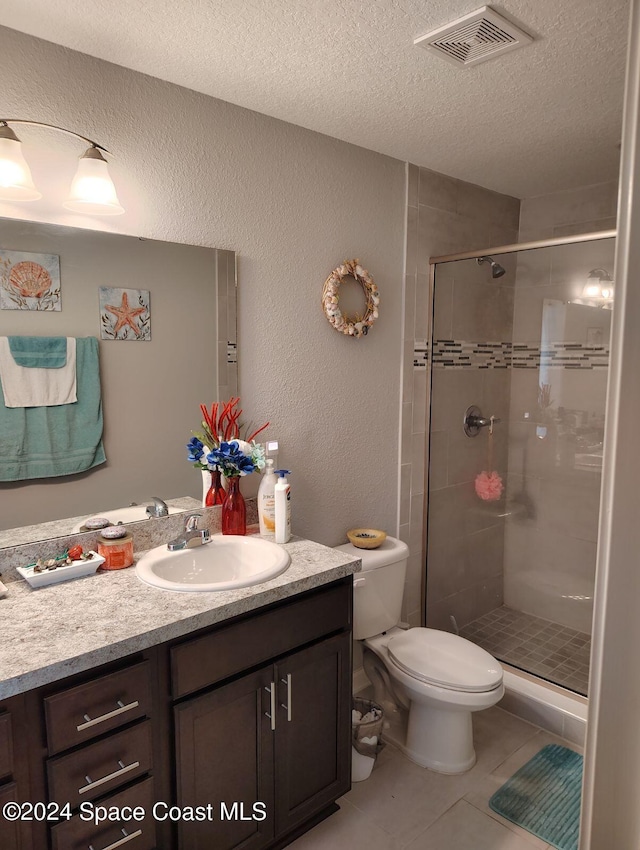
(0, 337, 105, 481)
(0, 337, 77, 407)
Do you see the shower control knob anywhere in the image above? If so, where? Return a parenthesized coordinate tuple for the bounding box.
(463, 405, 501, 437)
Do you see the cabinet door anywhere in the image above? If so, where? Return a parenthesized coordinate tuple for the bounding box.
(274, 632, 352, 836)
(175, 667, 275, 850)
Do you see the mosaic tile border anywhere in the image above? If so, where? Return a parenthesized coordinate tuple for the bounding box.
(413, 340, 428, 371)
(432, 339, 610, 370)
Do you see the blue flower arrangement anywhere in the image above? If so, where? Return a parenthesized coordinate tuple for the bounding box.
(186, 397, 267, 479)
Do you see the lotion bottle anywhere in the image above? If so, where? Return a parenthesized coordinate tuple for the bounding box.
(274, 469, 291, 544)
(258, 458, 277, 538)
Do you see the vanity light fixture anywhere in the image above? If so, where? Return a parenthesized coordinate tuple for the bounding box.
(0, 119, 124, 215)
(582, 268, 614, 306)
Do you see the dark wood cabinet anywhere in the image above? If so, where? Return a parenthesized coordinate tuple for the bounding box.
(1, 576, 353, 850)
(175, 630, 352, 850)
(175, 666, 276, 850)
(274, 632, 351, 837)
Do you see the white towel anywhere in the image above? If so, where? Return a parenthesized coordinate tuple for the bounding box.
(0, 337, 77, 407)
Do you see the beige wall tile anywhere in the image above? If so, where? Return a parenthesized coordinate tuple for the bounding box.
(403, 163, 521, 629)
(404, 273, 417, 340)
(402, 339, 414, 401)
(433, 274, 453, 339)
(457, 181, 520, 231)
(411, 369, 428, 434)
(401, 401, 413, 463)
(415, 273, 430, 340)
(411, 432, 427, 495)
(399, 463, 411, 526)
(418, 166, 458, 213)
(553, 216, 617, 237)
(428, 430, 448, 491)
(406, 204, 418, 278)
(407, 162, 419, 209)
(519, 181, 618, 232)
(409, 492, 424, 555)
(451, 279, 514, 341)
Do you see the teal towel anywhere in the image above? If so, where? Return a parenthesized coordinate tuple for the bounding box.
(8, 336, 67, 368)
(0, 337, 106, 481)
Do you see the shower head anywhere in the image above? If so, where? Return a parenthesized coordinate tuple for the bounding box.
(477, 256, 506, 278)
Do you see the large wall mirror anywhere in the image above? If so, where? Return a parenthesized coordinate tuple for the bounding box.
(0, 217, 237, 546)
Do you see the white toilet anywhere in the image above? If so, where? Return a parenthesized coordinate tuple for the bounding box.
(336, 536, 504, 774)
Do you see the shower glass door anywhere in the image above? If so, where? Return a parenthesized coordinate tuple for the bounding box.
(426, 235, 614, 696)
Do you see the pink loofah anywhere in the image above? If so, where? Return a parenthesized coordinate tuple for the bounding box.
(474, 470, 504, 501)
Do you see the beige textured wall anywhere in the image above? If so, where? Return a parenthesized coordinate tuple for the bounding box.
(403, 165, 519, 629)
(0, 26, 406, 545)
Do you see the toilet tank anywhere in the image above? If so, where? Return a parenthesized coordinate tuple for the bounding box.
(334, 536, 409, 640)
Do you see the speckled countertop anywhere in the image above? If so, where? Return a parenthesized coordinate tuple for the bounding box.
(0, 537, 361, 699)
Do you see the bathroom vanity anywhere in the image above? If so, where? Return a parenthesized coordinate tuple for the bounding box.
(0, 538, 359, 850)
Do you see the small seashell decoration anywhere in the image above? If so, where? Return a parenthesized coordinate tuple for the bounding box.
(9, 261, 53, 298)
(321, 259, 379, 338)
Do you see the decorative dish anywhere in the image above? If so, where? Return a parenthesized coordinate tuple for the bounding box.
(17, 550, 105, 588)
(347, 528, 387, 549)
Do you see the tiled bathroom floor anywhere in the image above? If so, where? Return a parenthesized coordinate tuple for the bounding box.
(289, 706, 581, 850)
(459, 606, 590, 696)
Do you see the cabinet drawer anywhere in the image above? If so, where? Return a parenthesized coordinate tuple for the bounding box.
(171, 579, 352, 698)
(0, 713, 12, 780)
(45, 661, 151, 755)
(48, 720, 153, 809)
(51, 776, 156, 850)
(0, 782, 19, 850)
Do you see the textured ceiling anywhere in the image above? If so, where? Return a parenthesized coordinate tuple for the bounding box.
(0, 0, 629, 198)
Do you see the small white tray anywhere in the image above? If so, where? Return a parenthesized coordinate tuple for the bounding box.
(17, 551, 105, 588)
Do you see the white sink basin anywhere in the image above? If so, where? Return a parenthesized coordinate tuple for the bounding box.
(135, 535, 291, 592)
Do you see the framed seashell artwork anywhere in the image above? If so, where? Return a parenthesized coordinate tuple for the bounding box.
(0, 249, 61, 311)
(99, 286, 151, 341)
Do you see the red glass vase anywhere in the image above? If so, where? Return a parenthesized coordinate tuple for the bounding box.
(221, 476, 246, 535)
(205, 468, 226, 507)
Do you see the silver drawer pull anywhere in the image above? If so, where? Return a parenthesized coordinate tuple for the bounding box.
(264, 683, 276, 731)
(77, 700, 140, 732)
(89, 827, 143, 850)
(79, 759, 140, 795)
(280, 673, 292, 722)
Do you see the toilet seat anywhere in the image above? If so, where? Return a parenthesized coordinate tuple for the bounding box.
(387, 628, 503, 693)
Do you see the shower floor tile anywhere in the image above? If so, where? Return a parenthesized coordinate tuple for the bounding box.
(460, 606, 590, 696)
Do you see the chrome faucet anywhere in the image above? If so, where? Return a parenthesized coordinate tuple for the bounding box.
(146, 496, 169, 518)
(167, 513, 211, 551)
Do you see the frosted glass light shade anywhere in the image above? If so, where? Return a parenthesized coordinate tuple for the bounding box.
(0, 136, 42, 201)
(63, 147, 124, 215)
(582, 281, 604, 299)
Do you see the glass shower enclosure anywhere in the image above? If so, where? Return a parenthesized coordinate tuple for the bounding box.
(426, 233, 615, 697)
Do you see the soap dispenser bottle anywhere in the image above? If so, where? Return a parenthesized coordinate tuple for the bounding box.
(258, 458, 277, 539)
(274, 469, 291, 544)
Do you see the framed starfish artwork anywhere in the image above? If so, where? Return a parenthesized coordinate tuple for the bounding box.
(99, 286, 151, 341)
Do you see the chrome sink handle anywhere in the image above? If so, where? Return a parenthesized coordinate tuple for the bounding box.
(167, 513, 210, 550)
(146, 496, 169, 518)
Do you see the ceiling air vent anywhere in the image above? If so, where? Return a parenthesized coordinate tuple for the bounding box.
(414, 5, 533, 67)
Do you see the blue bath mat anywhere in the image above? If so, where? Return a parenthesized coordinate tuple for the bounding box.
(489, 743, 583, 850)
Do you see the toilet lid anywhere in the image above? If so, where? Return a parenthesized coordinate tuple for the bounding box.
(387, 628, 503, 692)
